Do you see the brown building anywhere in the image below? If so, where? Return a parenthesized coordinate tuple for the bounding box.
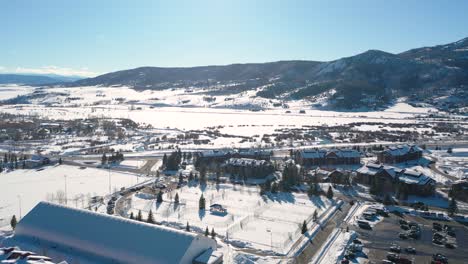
(297, 148, 361, 167)
(356, 163, 435, 196)
(377, 145, 423, 164)
(223, 158, 274, 179)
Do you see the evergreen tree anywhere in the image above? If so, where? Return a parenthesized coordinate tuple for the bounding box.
(211, 228, 216, 239)
(205, 227, 209, 236)
(129, 212, 134, 220)
(186, 221, 190, 231)
(271, 182, 279, 193)
(10, 215, 17, 230)
(199, 166, 207, 184)
(199, 194, 206, 210)
(162, 154, 167, 166)
(101, 153, 107, 165)
(174, 193, 179, 204)
(313, 210, 318, 222)
(307, 184, 315, 196)
(188, 172, 194, 181)
(448, 197, 458, 216)
(147, 209, 155, 224)
(157, 191, 163, 203)
(58, 157, 63, 165)
(326, 186, 334, 199)
(301, 220, 307, 234)
(137, 210, 143, 221)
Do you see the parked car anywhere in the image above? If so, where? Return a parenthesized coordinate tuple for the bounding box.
(405, 247, 416, 254)
(432, 238, 443, 245)
(399, 233, 408, 239)
(445, 243, 455, 249)
(432, 253, 448, 264)
(390, 245, 401, 253)
(386, 253, 399, 262)
(382, 260, 395, 264)
(446, 230, 456, 237)
(400, 224, 409, 230)
(399, 219, 408, 225)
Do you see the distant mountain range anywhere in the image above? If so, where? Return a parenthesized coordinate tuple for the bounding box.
(0, 74, 82, 85)
(53, 37, 468, 110)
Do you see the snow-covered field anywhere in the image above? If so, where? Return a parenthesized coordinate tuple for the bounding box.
(431, 148, 468, 179)
(0, 165, 148, 228)
(127, 183, 333, 254)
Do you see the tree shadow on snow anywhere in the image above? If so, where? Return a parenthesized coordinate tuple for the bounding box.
(198, 209, 206, 220)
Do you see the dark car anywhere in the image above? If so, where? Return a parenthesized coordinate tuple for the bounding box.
(399, 219, 408, 225)
(353, 239, 362, 244)
(433, 233, 444, 240)
(399, 233, 408, 239)
(398, 257, 412, 264)
(400, 224, 410, 230)
(445, 243, 455, 249)
(405, 247, 416, 254)
(446, 230, 456, 237)
(387, 253, 399, 262)
(432, 239, 443, 245)
(432, 253, 448, 264)
(390, 245, 401, 253)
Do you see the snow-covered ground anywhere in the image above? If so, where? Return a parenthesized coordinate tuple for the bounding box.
(126, 183, 333, 254)
(430, 148, 468, 179)
(0, 165, 148, 228)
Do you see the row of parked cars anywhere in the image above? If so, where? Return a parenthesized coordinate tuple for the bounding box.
(340, 238, 364, 264)
(432, 222, 456, 249)
(398, 219, 421, 240)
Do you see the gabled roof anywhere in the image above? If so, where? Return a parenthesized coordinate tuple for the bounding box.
(300, 148, 360, 159)
(382, 144, 423, 157)
(225, 158, 269, 167)
(15, 202, 216, 264)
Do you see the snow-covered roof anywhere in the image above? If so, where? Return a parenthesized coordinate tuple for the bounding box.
(15, 202, 217, 264)
(300, 149, 360, 159)
(193, 248, 223, 264)
(381, 144, 423, 157)
(225, 158, 270, 167)
(199, 150, 232, 157)
(398, 169, 435, 186)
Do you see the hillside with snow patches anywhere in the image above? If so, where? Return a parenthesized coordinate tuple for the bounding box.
(44, 37, 468, 112)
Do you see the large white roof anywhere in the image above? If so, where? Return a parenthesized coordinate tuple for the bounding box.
(15, 202, 216, 264)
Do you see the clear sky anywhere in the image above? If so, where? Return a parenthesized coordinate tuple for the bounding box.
(1, 0, 468, 77)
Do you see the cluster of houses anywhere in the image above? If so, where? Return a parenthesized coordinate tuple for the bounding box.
(195, 144, 434, 197)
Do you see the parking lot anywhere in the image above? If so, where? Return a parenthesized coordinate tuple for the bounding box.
(351, 212, 468, 263)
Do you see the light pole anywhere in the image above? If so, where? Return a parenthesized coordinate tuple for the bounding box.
(17, 195, 22, 219)
(64, 175, 68, 205)
(266, 228, 272, 250)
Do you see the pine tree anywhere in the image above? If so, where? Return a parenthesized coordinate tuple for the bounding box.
(326, 186, 334, 199)
(101, 153, 107, 165)
(157, 191, 163, 203)
(448, 197, 458, 216)
(301, 220, 307, 234)
(199, 194, 206, 210)
(174, 193, 180, 204)
(129, 212, 134, 220)
(137, 210, 143, 221)
(58, 157, 62, 165)
(10, 215, 17, 230)
(147, 209, 155, 224)
(189, 172, 194, 181)
(313, 210, 318, 222)
(186, 221, 190, 231)
(162, 154, 167, 166)
(211, 228, 216, 239)
(205, 227, 209, 236)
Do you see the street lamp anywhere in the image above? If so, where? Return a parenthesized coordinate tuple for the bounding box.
(64, 175, 68, 205)
(17, 195, 22, 219)
(266, 228, 273, 250)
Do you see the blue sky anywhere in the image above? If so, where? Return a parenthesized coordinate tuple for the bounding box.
(1, 0, 467, 77)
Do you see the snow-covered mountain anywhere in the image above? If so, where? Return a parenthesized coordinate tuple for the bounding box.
(57, 37, 468, 111)
(0, 74, 82, 85)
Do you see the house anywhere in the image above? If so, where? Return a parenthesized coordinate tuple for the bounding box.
(209, 204, 227, 215)
(223, 158, 274, 179)
(355, 163, 435, 196)
(356, 163, 397, 193)
(312, 168, 349, 184)
(296, 148, 361, 167)
(236, 149, 271, 161)
(13, 202, 222, 264)
(377, 145, 423, 164)
(24, 155, 50, 169)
